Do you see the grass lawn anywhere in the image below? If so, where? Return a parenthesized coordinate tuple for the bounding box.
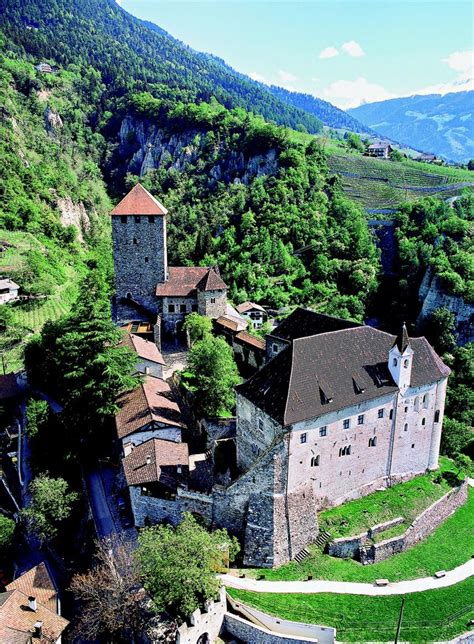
(319, 458, 455, 539)
(244, 478, 473, 584)
(228, 577, 474, 642)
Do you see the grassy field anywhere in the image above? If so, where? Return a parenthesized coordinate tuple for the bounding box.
(325, 148, 474, 210)
(228, 577, 474, 642)
(319, 457, 455, 539)
(244, 480, 472, 584)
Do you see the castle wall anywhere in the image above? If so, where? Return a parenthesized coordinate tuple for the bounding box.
(112, 215, 166, 321)
(236, 392, 283, 471)
(197, 289, 227, 319)
(160, 296, 198, 334)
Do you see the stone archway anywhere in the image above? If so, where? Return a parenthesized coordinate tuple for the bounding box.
(197, 633, 210, 644)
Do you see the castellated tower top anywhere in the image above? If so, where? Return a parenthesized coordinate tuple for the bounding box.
(111, 183, 168, 216)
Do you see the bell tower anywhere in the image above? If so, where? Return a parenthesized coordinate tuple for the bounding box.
(111, 183, 168, 322)
(388, 323, 413, 393)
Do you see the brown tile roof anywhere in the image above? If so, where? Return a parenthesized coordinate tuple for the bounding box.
(122, 438, 188, 486)
(155, 267, 227, 297)
(215, 315, 247, 333)
(235, 331, 266, 351)
(111, 183, 168, 216)
(6, 563, 57, 613)
(237, 326, 450, 426)
(115, 375, 185, 439)
(0, 374, 21, 400)
(236, 301, 265, 314)
(119, 332, 165, 365)
(0, 588, 68, 643)
(270, 308, 361, 343)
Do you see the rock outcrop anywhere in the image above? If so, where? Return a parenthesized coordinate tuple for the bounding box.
(44, 106, 63, 135)
(56, 196, 91, 242)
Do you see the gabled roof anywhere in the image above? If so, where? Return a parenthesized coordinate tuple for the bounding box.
(6, 563, 57, 613)
(237, 326, 450, 426)
(215, 315, 247, 332)
(235, 331, 266, 351)
(111, 183, 168, 216)
(122, 438, 188, 487)
(236, 301, 266, 314)
(270, 308, 361, 343)
(119, 332, 165, 365)
(115, 375, 185, 439)
(155, 267, 227, 297)
(0, 278, 20, 290)
(368, 141, 392, 150)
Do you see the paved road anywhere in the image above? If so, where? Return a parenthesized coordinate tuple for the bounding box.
(221, 559, 474, 596)
(85, 469, 118, 538)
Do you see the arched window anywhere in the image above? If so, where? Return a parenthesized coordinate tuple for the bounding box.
(404, 423, 408, 432)
(339, 447, 343, 457)
(347, 445, 351, 455)
(389, 409, 394, 420)
(421, 417, 426, 426)
(311, 455, 320, 467)
(414, 396, 420, 412)
(404, 359, 409, 368)
(369, 436, 377, 447)
(434, 410, 440, 423)
(133, 237, 138, 245)
(126, 292, 132, 299)
(393, 358, 398, 367)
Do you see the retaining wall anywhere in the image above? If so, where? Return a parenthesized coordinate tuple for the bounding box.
(223, 614, 320, 644)
(328, 517, 404, 559)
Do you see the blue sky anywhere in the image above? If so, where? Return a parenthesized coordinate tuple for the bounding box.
(118, 0, 474, 108)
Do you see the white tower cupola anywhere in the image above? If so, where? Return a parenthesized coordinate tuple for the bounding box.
(388, 323, 413, 393)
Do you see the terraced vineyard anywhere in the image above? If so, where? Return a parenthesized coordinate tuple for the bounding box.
(328, 153, 474, 211)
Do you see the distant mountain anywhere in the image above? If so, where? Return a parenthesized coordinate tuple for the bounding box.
(268, 85, 373, 135)
(349, 91, 474, 163)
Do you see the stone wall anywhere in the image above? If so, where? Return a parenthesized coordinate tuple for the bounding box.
(223, 614, 320, 644)
(175, 588, 226, 644)
(328, 517, 405, 559)
(197, 289, 227, 319)
(199, 417, 236, 450)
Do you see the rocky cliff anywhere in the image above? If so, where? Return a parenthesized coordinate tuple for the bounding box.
(118, 116, 280, 185)
(418, 268, 474, 345)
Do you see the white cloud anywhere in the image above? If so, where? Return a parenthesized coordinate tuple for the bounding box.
(342, 40, 365, 58)
(443, 50, 474, 74)
(322, 77, 397, 109)
(249, 71, 267, 84)
(319, 46, 339, 59)
(278, 70, 298, 83)
(411, 50, 474, 96)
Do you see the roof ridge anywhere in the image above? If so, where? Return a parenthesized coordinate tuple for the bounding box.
(283, 342, 297, 426)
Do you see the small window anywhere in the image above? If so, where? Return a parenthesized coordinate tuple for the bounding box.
(180, 304, 187, 313)
(404, 406, 408, 413)
(211, 297, 216, 304)
(133, 238, 138, 245)
(378, 409, 384, 419)
(358, 414, 364, 425)
(414, 396, 420, 412)
(300, 433, 307, 444)
(404, 423, 408, 432)
(191, 304, 198, 312)
(339, 447, 342, 457)
(369, 436, 377, 447)
(168, 304, 175, 313)
(421, 417, 426, 426)
(347, 445, 351, 455)
(120, 215, 127, 224)
(251, 444, 260, 456)
(422, 394, 427, 404)
(272, 343, 279, 354)
(404, 359, 409, 368)
(389, 409, 394, 420)
(311, 455, 320, 467)
(145, 256, 149, 263)
(393, 358, 397, 367)
(411, 443, 415, 449)
(434, 410, 440, 423)
(126, 292, 132, 299)
(148, 216, 155, 223)
(319, 426, 327, 437)
(257, 419, 264, 432)
(343, 419, 350, 430)
(135, 216, 140, 223)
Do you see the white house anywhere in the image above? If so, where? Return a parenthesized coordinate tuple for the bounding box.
(236, 301, 267, 329)
(0, 278, 19, 304)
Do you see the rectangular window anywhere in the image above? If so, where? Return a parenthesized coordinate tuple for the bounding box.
(120, 215, 127, 224)
(319, 426, 327, 437)
(300, 433, 307, 444)
(211, 297, 216, 304)
(343, 419, 350, 430)
(389, 409, 394, 420)
(358, 414, 364, 425)
(180, 304, 187, 313)
(191, 304, 198, 312)
(148, 216, 155, 223)
(272, 343, 279, 354)
(168, 304, 175, 313)
(145, 257, 149, 263)
(134, 216, 140, 223)
(257, 419, 264, 432)
(434, 410, 440, 423)
(378, 409, 384, 419)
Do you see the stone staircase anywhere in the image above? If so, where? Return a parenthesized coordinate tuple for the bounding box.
(315, 529, 332, 550)
(293, 547, 311, 564)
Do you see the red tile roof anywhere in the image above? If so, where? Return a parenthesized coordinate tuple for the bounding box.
(122, 438, 188, 486)
(155, 267, 227, 297)
(119, 332, 165, 365)
(235, 331, 266, 350)
(115, 375, 185, 439)
(111, 183, 168, 216)
(6, 563, 57, 613)
(236, 301, 265, 314)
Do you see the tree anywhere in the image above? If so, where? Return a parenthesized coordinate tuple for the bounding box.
(20, 474, 78, 544)
(423, 307, 457, 355)
(440, 418, 472, 458)
(453, 453, 472, 477)
(390, 148, 404, 162)
(137, 513, 239, 620)
(0, 514, 15, 552)
(345, 132, 364, 153)
(70, 536, 147, 642)
(183, 313, 212, 345)
(186, 334, 240, 416)
(25, 399, 49, 439)
(467, 159, 474, 171)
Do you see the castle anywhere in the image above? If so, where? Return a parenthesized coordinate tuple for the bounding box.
(111, 183, 228, 334)
(112, 185, 450, 568)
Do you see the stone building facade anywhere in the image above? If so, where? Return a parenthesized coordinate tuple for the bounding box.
(111, 183, 227, 331)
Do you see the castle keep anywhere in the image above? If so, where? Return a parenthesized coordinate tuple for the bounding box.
(111, 183, 227, 332)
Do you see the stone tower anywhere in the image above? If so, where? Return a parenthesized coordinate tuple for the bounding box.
(111, 183, 168, 322)
(388, 322, 413, 393)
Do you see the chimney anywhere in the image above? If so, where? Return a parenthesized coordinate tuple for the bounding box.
(146, 455, 151, 465)
(34, 621, 43, 639)
(28, 596, 37, 612)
